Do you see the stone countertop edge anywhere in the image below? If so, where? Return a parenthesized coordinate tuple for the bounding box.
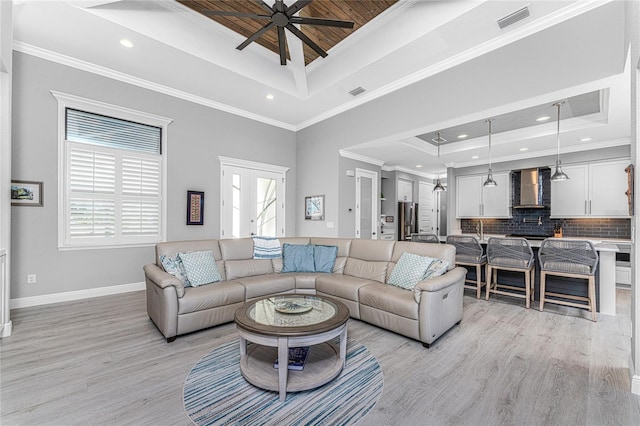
(448, 233, 630, 250)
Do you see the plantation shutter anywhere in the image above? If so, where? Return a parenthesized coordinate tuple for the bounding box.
(64, 108, 162, 246)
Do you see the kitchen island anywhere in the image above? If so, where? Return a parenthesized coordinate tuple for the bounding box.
(451, 234, 628, 316)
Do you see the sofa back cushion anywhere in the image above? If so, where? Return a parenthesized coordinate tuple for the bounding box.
(388, 241, 455, 283)
(156, 239, 225, 281)
(225, 259, 274, 280)
(310, 238, 351, 274)
(343, 258, 388, 283)
(343, 239, 394, 283)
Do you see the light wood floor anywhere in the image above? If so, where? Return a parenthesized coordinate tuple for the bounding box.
(2, 289, 640, 426)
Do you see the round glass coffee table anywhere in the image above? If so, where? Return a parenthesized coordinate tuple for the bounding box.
(234, 294, 350, 401)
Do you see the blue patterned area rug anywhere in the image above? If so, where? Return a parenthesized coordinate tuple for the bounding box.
(183, 338, 383, 426)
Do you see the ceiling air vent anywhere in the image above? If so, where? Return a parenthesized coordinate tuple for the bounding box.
(497, 6, 530, 30)
(349, 87, 366, 97)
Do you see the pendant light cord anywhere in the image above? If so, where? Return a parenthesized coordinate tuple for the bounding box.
(487, 119, 493, 169)
(554, 102, 562, 163)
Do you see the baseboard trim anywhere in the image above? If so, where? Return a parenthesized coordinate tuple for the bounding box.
(10, 282, 145, 309)
(0, 320, 12, 338)
(632, 374, 640, 396)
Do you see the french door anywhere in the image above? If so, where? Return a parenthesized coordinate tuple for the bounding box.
(220, 158, 287, 239)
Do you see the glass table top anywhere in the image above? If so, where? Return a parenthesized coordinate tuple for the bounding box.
(248, 295, 338, 328)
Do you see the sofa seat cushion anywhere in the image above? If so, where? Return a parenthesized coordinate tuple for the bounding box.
(178, 281, 246, 314)
(284, 272, 322, 290)
(315, 274, 375, 302)
(233, 274, 296, 299)
(359, 282, 419, 320)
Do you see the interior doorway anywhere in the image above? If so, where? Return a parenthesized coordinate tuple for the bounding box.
(355, 168, 378, 239)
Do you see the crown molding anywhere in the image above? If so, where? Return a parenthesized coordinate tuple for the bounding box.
(14, 42, 297, 132)
(339, 150, 385, 167)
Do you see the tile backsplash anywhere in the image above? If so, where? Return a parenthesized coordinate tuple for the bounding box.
(460, 168, 631, 239)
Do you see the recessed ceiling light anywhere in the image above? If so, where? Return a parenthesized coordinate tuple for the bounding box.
(266, 94, 274, 100)
(520, 147, 528, 151)
(415, 165, 422, 168)
(580, 137, 592, 142)
(536, 116, 551, 122)
(472, 155, 479, 159)
(457, 134, 468, 139)
(120, 39, 134, 48)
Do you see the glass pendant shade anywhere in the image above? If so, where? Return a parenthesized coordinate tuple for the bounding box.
(434, 179, 445, 192)
(550, 160, 569, 181)
(483, 169, 498, 187)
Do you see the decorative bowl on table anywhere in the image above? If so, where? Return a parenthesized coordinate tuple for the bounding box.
(274, 300, 313, 314)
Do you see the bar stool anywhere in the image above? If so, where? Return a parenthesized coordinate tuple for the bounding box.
(538, 238, 599, 321)
(412, 233, 440, 244)
(486, 237, 535, 308)
(446, 235, 486, 298)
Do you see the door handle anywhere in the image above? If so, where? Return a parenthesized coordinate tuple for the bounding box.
(250, 232, 255, 236)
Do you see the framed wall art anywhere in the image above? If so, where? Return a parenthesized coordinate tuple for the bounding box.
(305, 195, 324, 221)
(11, 180, 43, 206)
(187, 190, 204, 225)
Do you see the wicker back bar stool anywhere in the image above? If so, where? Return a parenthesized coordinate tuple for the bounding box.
(538, 238, 599, 321)
(412, 233, 440, 244)
(486, 237, 535, 308)
(446, 235, 486, 298)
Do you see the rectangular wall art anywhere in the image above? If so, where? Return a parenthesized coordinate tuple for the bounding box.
(187, 190, 204, 225)
(11, 180, 43, 206)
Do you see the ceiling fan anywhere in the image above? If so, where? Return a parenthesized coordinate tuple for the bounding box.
(202, 0, 355, 65)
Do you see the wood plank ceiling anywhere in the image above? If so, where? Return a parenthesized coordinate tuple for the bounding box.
(178, 0, 398, 65)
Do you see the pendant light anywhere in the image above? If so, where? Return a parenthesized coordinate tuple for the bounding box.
(550, 101, 569, 181)
(433, 131, 446, 192)
(483, 119, 497, 187)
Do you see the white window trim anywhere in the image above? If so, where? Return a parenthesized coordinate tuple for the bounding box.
(218, 156, 289, 239)
(52, 91, 173, 250)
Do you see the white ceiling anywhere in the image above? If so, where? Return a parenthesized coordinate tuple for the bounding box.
(12, 0, 631, 175)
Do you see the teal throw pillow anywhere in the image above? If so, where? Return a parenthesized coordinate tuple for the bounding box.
(387, 252, 435, 290)
(282, 243, 315, 273)
(423, 259, 449, 280)
(314, 245, 338, 273)
(160, 253, 191, 287)
(178, 250, 222, 287)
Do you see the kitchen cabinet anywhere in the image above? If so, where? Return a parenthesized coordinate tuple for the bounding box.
(456, 172, 511, 218)
(551, 159, 629, 218)
(397, 179, 413, 202)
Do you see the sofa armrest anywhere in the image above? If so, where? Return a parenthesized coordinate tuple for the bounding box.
(143, 263, 185, 298)
(413, 267, 466, 302)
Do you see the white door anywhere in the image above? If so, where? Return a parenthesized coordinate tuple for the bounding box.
(418, 181, 435, 233)
(355, 168, 378, 239)
(220, 162, 286, 238)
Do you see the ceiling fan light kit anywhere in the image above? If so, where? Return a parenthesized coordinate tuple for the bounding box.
(202, 0, 354, 65)
(483, 119, 498, 187)
(550, 101, 569, 182)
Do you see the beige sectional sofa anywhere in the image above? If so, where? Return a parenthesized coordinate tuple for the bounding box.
(143, 237, 467, 347)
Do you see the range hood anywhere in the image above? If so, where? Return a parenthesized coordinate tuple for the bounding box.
(513, 168, 546, 209)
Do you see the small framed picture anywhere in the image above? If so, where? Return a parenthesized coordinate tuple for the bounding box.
(11, 180, 43, 206)
(305, 195, 324, 221)
(187, 190, 204, 225)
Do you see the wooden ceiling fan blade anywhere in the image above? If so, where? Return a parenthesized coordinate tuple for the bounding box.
(286, 24, 327, 58)
(237, 22, 275, 50)
(202, 10, 271, 19)
(290, 16, 355, 29)
(286, 0, 313, 16)
(277, 26, 287, 65)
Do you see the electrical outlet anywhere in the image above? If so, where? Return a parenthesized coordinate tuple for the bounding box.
(27, 274, 36, 284)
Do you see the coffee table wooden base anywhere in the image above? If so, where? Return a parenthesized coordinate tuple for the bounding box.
(237, 324, 347, 401)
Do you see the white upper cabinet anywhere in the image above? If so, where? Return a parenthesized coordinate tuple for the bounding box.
(551, 159, 630, 218)
(456, 172, 511, 218)
(397, 179, 413, 202)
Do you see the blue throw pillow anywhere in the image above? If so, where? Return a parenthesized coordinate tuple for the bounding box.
(282, 244, 315, 273)
(314, 245, 338, 273)
(387, 252, 435, 290)
(178, 250, 222, 287)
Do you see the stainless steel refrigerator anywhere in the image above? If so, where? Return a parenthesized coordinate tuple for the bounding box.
(398, 202, 418, 241)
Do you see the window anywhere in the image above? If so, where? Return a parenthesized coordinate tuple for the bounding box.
(53, 92, 172, 249)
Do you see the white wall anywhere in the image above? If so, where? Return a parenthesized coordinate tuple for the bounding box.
(10, 52, 296, 301)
